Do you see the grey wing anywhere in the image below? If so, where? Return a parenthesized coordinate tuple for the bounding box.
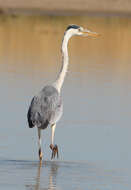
(27, 96, 44, 128)
(27, 85, 63, 129)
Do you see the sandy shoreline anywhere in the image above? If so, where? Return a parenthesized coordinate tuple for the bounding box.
(0, 0, 131, 16)
(0, 8, 131, 17)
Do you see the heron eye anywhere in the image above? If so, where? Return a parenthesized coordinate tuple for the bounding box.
(78, 28, 81, 32)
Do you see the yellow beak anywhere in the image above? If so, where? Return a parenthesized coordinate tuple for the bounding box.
(82, 30, 101, 37)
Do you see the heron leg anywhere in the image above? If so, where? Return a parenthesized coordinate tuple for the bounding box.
(50, 124, 59, 159)
(38, 128, 43, 161)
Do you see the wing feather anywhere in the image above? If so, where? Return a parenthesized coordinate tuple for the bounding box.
(27, 85, 63, 129)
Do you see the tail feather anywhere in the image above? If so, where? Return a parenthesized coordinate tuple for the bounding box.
(27, 109, 49, 129)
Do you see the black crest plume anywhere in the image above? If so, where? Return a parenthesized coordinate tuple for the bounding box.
(66, 25, 80, 31)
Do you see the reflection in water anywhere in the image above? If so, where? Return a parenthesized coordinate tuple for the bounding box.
(0, 159, 130, 190)
(26, 162, 59, 190)
(34, 163, 41, 190)
(0, 15, 131, 190)
(48, 162, 58, 190)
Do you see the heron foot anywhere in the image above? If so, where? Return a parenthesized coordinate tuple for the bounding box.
(50, 144, 59, 159)
(39, 149, 43, 161)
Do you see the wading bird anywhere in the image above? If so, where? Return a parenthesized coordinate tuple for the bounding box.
(27, 24, 99, 161)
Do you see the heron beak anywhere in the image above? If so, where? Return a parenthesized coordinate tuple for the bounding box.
(82, 29, 101, 37)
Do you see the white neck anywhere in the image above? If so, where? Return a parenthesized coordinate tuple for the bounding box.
(54, 31, 73, 93)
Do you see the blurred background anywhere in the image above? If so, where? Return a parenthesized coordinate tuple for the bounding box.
(0, 0, 131, 15)
(0, 1, 131, 190)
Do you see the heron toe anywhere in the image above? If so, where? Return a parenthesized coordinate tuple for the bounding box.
(50, 144, 59, 159)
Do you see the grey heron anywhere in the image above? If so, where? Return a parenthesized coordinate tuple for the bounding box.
(27, 24, 100, 161)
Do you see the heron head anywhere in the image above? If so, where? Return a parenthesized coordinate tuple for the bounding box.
(65, 24, 100, 38)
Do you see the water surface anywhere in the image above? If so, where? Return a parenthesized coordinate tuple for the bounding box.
(0, 15, 131, 189)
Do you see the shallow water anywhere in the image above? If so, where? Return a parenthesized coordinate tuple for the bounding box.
(0, 159, 130, 190)
(0, 15, 131, 189)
